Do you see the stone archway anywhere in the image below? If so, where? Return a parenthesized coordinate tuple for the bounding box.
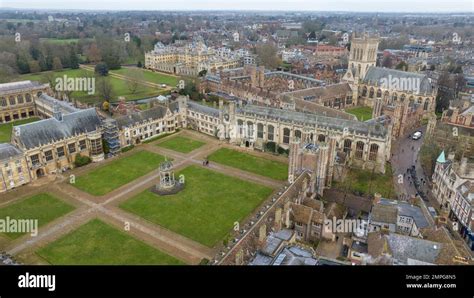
(36, 168, 45, 178)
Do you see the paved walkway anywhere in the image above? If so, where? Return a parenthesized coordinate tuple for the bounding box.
(3, 130, 285, 264)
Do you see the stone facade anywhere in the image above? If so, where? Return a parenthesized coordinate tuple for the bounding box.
(0, 81, 50, 123)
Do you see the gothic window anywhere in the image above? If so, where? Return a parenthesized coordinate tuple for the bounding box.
(295, 130, 302, 140)
(392, 93, 397, 102)
(68, 143, 76, 154)
(44, 150, 54, 162)
(369, 144, 379, 161)
(0, 97, 6, 107)
(237, 120, 244, 136)
(362, 87, 367, 97)
(268, 125, 274, 141)
(343, 139, 352, 155)
(400, 94, 406, 102)
(90, 138, 103, 156)
(57, 146, 65, 158)
(376, 89, 382, 98)
(257, 123, 264, 139)
(283, 128, 290, 144)
(25, 94, 32, 102)
(318, 134, 326, 142)
(383, 91, 390, 101)
(369, 88, 374, 98)
(79, 140, 87, 151)
(355, 141, 364, 159)
(417, 97, 423, 104)
(423, 99, 430, 111)
(30, 154, 40, 166)
(9, 96, 15, 106)
(409, 96, 415, 107)
(17, 95, 24, 104)
(247, 121, 254, 138)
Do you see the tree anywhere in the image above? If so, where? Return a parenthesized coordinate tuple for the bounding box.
(381, 56, 393, 68)
(86, 43, 101, 63)
(52, 57, 63, 71)
(95, 62, 109, 76)
(126, 69, 144, 94)
(395, 61, 408, 71)
(96, 77, 114, 101)
(198, 69, 207, 77)
(256, 43, 281, 69)
(28, 60, 41, 73)
(74, 154, 92, 167)
(102, 101, 110, 111)
(69, 47, 79, 69)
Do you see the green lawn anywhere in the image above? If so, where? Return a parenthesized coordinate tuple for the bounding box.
(0, 193, 74, 239)
(207, 148, 288, 180)
(16, 69, 160, 104)
(157, 136, 205, 153)
(73, 150, 165, 196)
(36, 219, 184, 265)
(120, 165, 273, 247)
(0, 117, 40, 143)
(111, 67, 179, 87)
(345, 106, 373, 121)
(334, 164, 395, 198)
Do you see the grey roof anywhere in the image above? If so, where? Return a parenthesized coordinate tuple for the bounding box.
(379, 198, 430, 229)
(14, 108, 101, 150)
(363, 66, 434, 95)
(37, 94, 78, 114)
(0, 143, 23, 161)
(0, 80, 47, 94)
(387, 233, 442, 265)
(371, 204, 398, 224)
(238, 105, 387, 138)
(187, 101, 220, 117)
(116, 106, 168, 129)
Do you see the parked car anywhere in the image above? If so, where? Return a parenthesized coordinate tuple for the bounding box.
(412, 131, 422, 140)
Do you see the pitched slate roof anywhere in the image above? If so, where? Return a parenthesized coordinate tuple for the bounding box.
(187, 101, 220, 117)
(378, 198, 430, 229)
(0, 143, 23, 161)
(116, 105, 169, 129)
(0, 80, 48, 94)
(363, 66, 434, 95)
(14, 108, 101, 150)
(371, 204, 398, 224)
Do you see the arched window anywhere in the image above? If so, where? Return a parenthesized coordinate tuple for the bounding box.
(355, 141, 364, 159)
(343, 139, 352, 155)
(318, 134, 326, 143)
(25, 94, 32, 102)
(383, 91, 390, 101)
(294, 130, 302, 141)
(0, 97, 6, 107)
(247, 121, 254, 138)
(391, 93, 397, 102)
(423, 99, 430, 111)
(369, 144, 379, 161)
(268, 125, 274, 141)
(237, 120, 244, 136)
(257, 123, 264, 139)
(400, 94, 406, 102)
(369, 88, 374, 98)
(283, 128, 290, 144)
(9, 96, 15, 106)
(376, 89, 382, 98)
(409, 96, 415, 107)
(362, 86, 368, 97)
(417, 97, 423, 104)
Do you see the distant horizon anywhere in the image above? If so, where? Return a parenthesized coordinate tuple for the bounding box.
(1, 0, 473, 14)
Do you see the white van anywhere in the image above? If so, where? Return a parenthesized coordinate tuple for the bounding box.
(412, 131, 422, 140)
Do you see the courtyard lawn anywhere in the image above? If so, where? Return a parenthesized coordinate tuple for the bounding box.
(0, 117, 40, 143)
(335, 164, 395, 198)
(120, 165, 273, 247)
(207, 148, 288, 180)
(16, 69, 159, 104)
(73, 150, 165, 196)
(36, 219, 184, 265)
(111, 67, 180, 87)
(0, 193, 74, 239)
(345, 106, 373, 121)
(157, 136, 205, 153)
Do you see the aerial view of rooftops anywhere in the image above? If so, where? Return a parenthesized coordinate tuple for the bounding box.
(0, 0, 473, 296)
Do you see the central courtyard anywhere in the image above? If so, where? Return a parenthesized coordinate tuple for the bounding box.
(120, 165, 274, 247)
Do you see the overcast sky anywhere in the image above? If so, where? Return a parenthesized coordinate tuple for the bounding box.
(1, 0, 473, 13)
